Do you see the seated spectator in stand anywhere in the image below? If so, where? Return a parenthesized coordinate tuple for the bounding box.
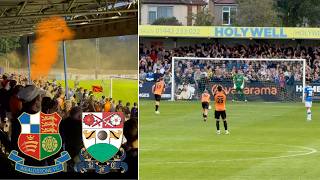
(163, 71, 171, 85)
(145, 69, 154, 82)
(139, 42, 320, 84)
(154, 68, 162, 81)
(139, 69, 147, 82)
(313, 73, 320, 83)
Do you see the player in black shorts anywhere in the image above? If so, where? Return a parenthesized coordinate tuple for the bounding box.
(213, 85, 229, 135)
(154, 94, 161, 102)
(202, 102, 209, 109)
(152, 77, 165, 114)
(201, 90, 211, 121)
(214, 111, 226, 120)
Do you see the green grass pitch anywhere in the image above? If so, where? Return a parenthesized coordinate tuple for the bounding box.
(139, 100, 320, 180)
(56, 79, 138, 104)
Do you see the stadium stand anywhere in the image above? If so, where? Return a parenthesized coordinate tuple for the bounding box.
(0, 73, 138, 176)
(139, 42, 320, 84)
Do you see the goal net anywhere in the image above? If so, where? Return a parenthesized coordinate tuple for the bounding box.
(171, 57, 306, 102)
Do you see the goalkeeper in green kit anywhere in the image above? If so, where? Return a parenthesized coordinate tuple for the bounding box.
(232, 70, 247, 102)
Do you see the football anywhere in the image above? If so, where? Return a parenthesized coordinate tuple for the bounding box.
(97, 130, 108, 140)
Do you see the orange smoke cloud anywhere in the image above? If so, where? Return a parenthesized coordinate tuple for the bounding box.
(31, 16, 74, 80)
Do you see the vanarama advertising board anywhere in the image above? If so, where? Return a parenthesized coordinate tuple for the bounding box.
(139, 81, 320, 102)
(140, 25, 320, 39)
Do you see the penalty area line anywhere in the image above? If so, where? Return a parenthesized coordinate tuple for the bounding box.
(140, 143, 317, 165)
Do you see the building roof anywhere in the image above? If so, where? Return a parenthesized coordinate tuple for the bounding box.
(141, 0, 207, 6)
(214, 0, 237, 4)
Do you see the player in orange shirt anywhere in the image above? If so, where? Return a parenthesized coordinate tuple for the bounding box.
(201, 89, 211, 122)
(212, 85, 229, 135)
(152, 77, 166, 114)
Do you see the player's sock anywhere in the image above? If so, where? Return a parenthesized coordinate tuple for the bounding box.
(216, 121, 220, 130)
(155, 105, 159, 111)
(240, 91, 246, 101)
(223, 120, 228, 130)
(232, 92, 236, 101)
(307, 109, 312, 120)
(203, 114, 207, 121)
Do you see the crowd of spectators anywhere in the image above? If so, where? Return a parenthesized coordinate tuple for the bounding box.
(139, 42, 320, 85)
(0, 73, 138, 177)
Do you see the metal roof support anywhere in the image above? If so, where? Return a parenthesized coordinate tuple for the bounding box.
(62, 40, 69, 100)
(0, 15, 135, 30)
(16, 1, 28, 16)
(16, 0, 28, 24)
(27, 36, 32, 84)
(0, 8, 7, 17)
(67, 0, 76, 12)
(0, 9, 137, 20)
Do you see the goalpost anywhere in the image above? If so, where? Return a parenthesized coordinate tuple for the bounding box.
(104, 75, 137, 99)
(102, 78, 113, 98)
(171, 57, 306, 102)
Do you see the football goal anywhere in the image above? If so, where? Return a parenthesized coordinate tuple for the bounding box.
(171, 57, 306, 102)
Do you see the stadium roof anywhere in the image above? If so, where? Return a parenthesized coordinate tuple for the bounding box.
(0, 0, 138, 38)
(141, 0, 207, 6)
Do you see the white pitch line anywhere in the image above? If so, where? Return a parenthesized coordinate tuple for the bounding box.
(140, 143, 317, 165)
(140, 149, 308, 153)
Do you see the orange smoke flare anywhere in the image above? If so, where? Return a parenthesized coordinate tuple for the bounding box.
(31, 16, 74, 80)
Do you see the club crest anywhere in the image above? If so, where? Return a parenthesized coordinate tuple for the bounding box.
(17, 112, 62, 160)
(82, 112, 124, 162)
(8, 112, 70, 175)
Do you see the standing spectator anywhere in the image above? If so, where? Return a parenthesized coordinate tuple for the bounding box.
(104, 98, 112, 112)
(76, 87, 83, 105)
(9, 85, 23, 118)
(115, 100, 123, 112)
(74, 76, 80, 89)
(124, 102, 131, 120)
(60, 106, 83, 171)
(12, 85, 46, 166)
(100, 95, 106, 105)
(83, 89, 88, 100)
(110, 99, 116, 112)
(56, 90, 65, 111)
(122, 118, 138, 178)
(130, 102, 138, 120)
(87, 95, 96, 112)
